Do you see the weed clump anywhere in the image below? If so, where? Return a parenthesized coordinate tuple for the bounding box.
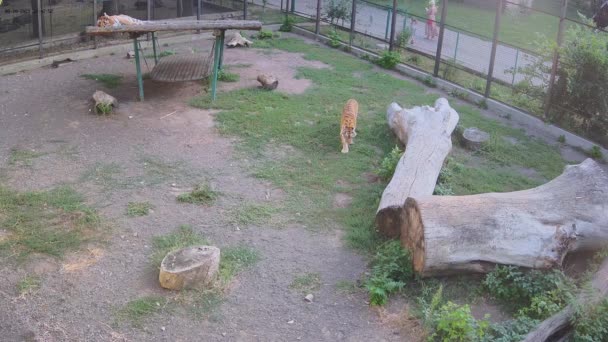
(177, 183, 218, 205)
(365, 240, 413, 305)
(126, 201, 154, 217)
(375, 50, 401, 69)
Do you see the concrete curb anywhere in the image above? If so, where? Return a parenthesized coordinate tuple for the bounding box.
(290, 26, 607, 157)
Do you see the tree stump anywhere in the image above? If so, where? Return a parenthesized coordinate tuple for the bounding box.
(461, 127, 489, 150)
(401, 159, 608, 277)
(226, 32, 253, 47)
(92, 90, 118, 113)
(376, 98, 460, 238)
(159, 245, 220, 290)
(257, 74, 279, 90)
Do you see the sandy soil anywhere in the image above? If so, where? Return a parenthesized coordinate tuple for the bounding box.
(0, 37, 413, 342)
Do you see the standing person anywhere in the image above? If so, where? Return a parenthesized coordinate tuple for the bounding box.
(410, 17, 418, 45)
(425, 0, 438, 39)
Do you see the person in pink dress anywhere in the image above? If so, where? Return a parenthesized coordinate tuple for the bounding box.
(425, 0, 438, 40)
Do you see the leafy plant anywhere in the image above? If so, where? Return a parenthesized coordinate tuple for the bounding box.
(478, 98, 489, 109)
(17, 275, 41, 296)
(176, 183, 218, 205)
(327, 29, 342, 48)
(557, 134, 566, 144)
(377, 145, 403, 181)
(396, 27, 412, 50)
(587, 146, 603, 160)
(483, 316, 540, 342)
(218, 70, 240, 82)
(324, 0, 351, 26)
(572, 298, 608, 342)
(442, 60, 460, 82)
(423, 75, 437, 88)
(95, 102, 113, 115)
(365, 240, 413, 305)
(126, 201, 154, 217)
(375, 50, 401, 69)
(257, 29, 274, 39)
(433, 302, 489, 342)
(279, 15, 295, 32)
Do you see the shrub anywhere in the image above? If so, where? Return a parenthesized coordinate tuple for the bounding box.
(377, 145, 403, 181)
(365, 240, 413, 305)
(95, 102, 113, 115)
(587, 145, 603, 160)
(257, 29, 274, 39)
(279, 15, 294, 32)
(484, 316, 540, 342)
(572, 299, 608, 342)
(327, 29, 342, 48)
(557, 135, 566, 144)
(396, 27, 412, 50)
(324, 0, 351, 25)
(433, 302, 489, 342)
(375, 50, 401, 69)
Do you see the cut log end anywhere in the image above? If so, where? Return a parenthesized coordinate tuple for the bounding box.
(461, 127, 490, 151)
(257, 74, 278, 90)
(159, 245, 220, 291)
(375, 206, 404, 239)
(402, 197, 425, 274)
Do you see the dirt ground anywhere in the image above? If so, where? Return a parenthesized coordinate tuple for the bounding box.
(0, 36, 419, 342)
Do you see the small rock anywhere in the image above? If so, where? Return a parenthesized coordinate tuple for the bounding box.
(127, 51, 135, 58)
(222, 332, 226, 337)
(287, 320, 295, 324)
(161, 326, 166, 331)
(304, 294, 314, 302)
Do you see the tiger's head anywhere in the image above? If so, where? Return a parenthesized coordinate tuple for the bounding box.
(342, 127, 356, 143)
(96, 13, 115, 27)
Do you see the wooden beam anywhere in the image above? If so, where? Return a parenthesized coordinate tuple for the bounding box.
(86, 20, 262, 35)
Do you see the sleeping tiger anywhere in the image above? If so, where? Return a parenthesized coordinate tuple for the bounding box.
(340, 99, 359, 154)
(97, 13, 146, 27)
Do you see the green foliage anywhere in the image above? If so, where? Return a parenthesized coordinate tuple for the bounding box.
(483, 265, 573, 314)
(423, 75, 437, 88)
(557, 134, 566, 144)
(587, 146, 603, 160)
(0, 186, 100, 260)
(324, 0, 351, 25)
(290, 272, 322, 293)
(377, 145, 403, 181)
(327, 29, 342, 48)
(151, 225, 208, 267)
(442, 61, 460, 82)
(81, 73, 123, 88)
(257, 29, 274, 39)
(176, 183, 218, 205)
(126, 201, 154, 217)
(115, 296, 168, 326)
(396, 27, 412, 50)
(95, 102, 113, 115)
(219, 245, 260, 285)
(433, 302, 489, 342)
(483, 316, 540, 342)
(8, 148, 45, 166)
(229, 203, 276, 226)
(434, 160, 457, 195)
(449, 89, 469, 101)
(279, 15, 295, 32)
(375, 50, 401, 69)
(405, 54, 421, 65)
(218, 70, 240, 82)
(572, 299, 608, 342)
(365, 240, 413, 305)
(16, 275, 41, 296)
(477, 98, 488, 109)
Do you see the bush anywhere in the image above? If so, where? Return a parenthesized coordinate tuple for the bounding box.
(483, 265, 573, 313)
(257, 29, 274, 39)
(324, 0, 351, 25)
(483, 316, 540, 342)
(396, 27, 412, 50)
(587, 145, 603, 160)
(433, 302, 489, 342)
(375, 50, 401, 69)
(572, 299, 608, 342)
(327, 29, 341, 48)
(365, 240, 413, 305)
(377, 145, 403, 181)
(279, 15, 294, 32)
(95, 102, 113, 115)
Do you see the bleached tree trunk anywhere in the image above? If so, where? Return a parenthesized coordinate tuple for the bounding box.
(375, 98, 459, 238)
(159, 246, 220, 290)
(401, 159, 608, 277)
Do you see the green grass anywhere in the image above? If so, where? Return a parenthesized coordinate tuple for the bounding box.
(218, 70, 240, 82)
(151, 225, 208, 268)
(218, 245, 260, 286)
(79, 162, 124, 191)
(0, 185, 101, 260)
(176, 183, 218, 205)
(8, 148, 45, 166)
(335, 280, 359, 294)
(290, 272, 322, 293)
(190, 37, 566, 254)
(16, 275, 41, 296)
(126, 201, 154, 217)
(115, 296, 168, 327)
(81, 73, 123, 89)
(229, 203, 276, 226)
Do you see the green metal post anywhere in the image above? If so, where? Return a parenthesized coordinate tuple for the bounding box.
(152, 32, 158, 65)
(453, 31, 459, 62)
(511, 49, 519, 86)
(218, 30, 225, 70)
(211, 33, 222, 101)
(385, 9, 392, 40)
(291, 0, 295, 13)
(402, 13, 407, 32)
(133, 37, 144, 101)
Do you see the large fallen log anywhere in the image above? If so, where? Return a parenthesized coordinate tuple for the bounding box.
(401, 159, 608, 277)
(375, 98, 459, 238)
(522, 256, 608, 342)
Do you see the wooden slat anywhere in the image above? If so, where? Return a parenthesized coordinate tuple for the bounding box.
(150, 54, 211, 82)
(86, 19, 262, 35)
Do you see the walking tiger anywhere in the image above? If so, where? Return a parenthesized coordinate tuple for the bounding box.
(340, 99, 359, 153)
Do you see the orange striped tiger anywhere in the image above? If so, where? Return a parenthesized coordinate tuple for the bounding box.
(97, 13, 145, 28)
(340, 99, 358, 153)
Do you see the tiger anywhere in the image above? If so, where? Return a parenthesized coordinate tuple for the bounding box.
(340, 99, 359, 154)
(97, 13, 146, 28)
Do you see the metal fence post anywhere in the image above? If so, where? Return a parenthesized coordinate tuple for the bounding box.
(291, 0, 295, 13)
(484, 0, 502, 98)
(36, 0, 43, 58)
(388, 0, 398, 51)
(543, 0, 569, 118)
(384, 8, 391, 40)
(453, 31, 459, 62)
(349, 0, 357, 47)
(433, 0, 448, 76)
(315, 0, 322, 37)
(511, 49, 519, 86)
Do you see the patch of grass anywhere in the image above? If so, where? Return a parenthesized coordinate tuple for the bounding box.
(115, 296, 168, 327)
(126, 201, 154, 217)
(81, 73, 123, 88)
(557, 134, 566, 144)
(0, 186, 101, 260)
(8, 148, 45, 166)
(229, 203, 276, 226)
(290, 272, 321, 293)
(151, 225, 208, 268)
(176, 183, 218, 205)
(218, 245, 260, 285)
(335, 280, 359, 294)
(587, 146, 603, 160)
(16, 275, 41, 296)
(257, 29, 274, 39)
(218, 70, 240, 82)
(94, 102, 113, 115)
(80, 162, 124, 191)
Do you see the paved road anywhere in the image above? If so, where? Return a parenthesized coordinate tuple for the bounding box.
(258, 0, 538, 86)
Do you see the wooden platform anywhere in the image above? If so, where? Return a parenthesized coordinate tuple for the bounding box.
(150, 54, 210, 82)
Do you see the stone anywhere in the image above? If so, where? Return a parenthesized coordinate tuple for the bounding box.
(304, 294, 314, 302)
(461, 127, 490, 151)
(92, 90, 118, 112)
